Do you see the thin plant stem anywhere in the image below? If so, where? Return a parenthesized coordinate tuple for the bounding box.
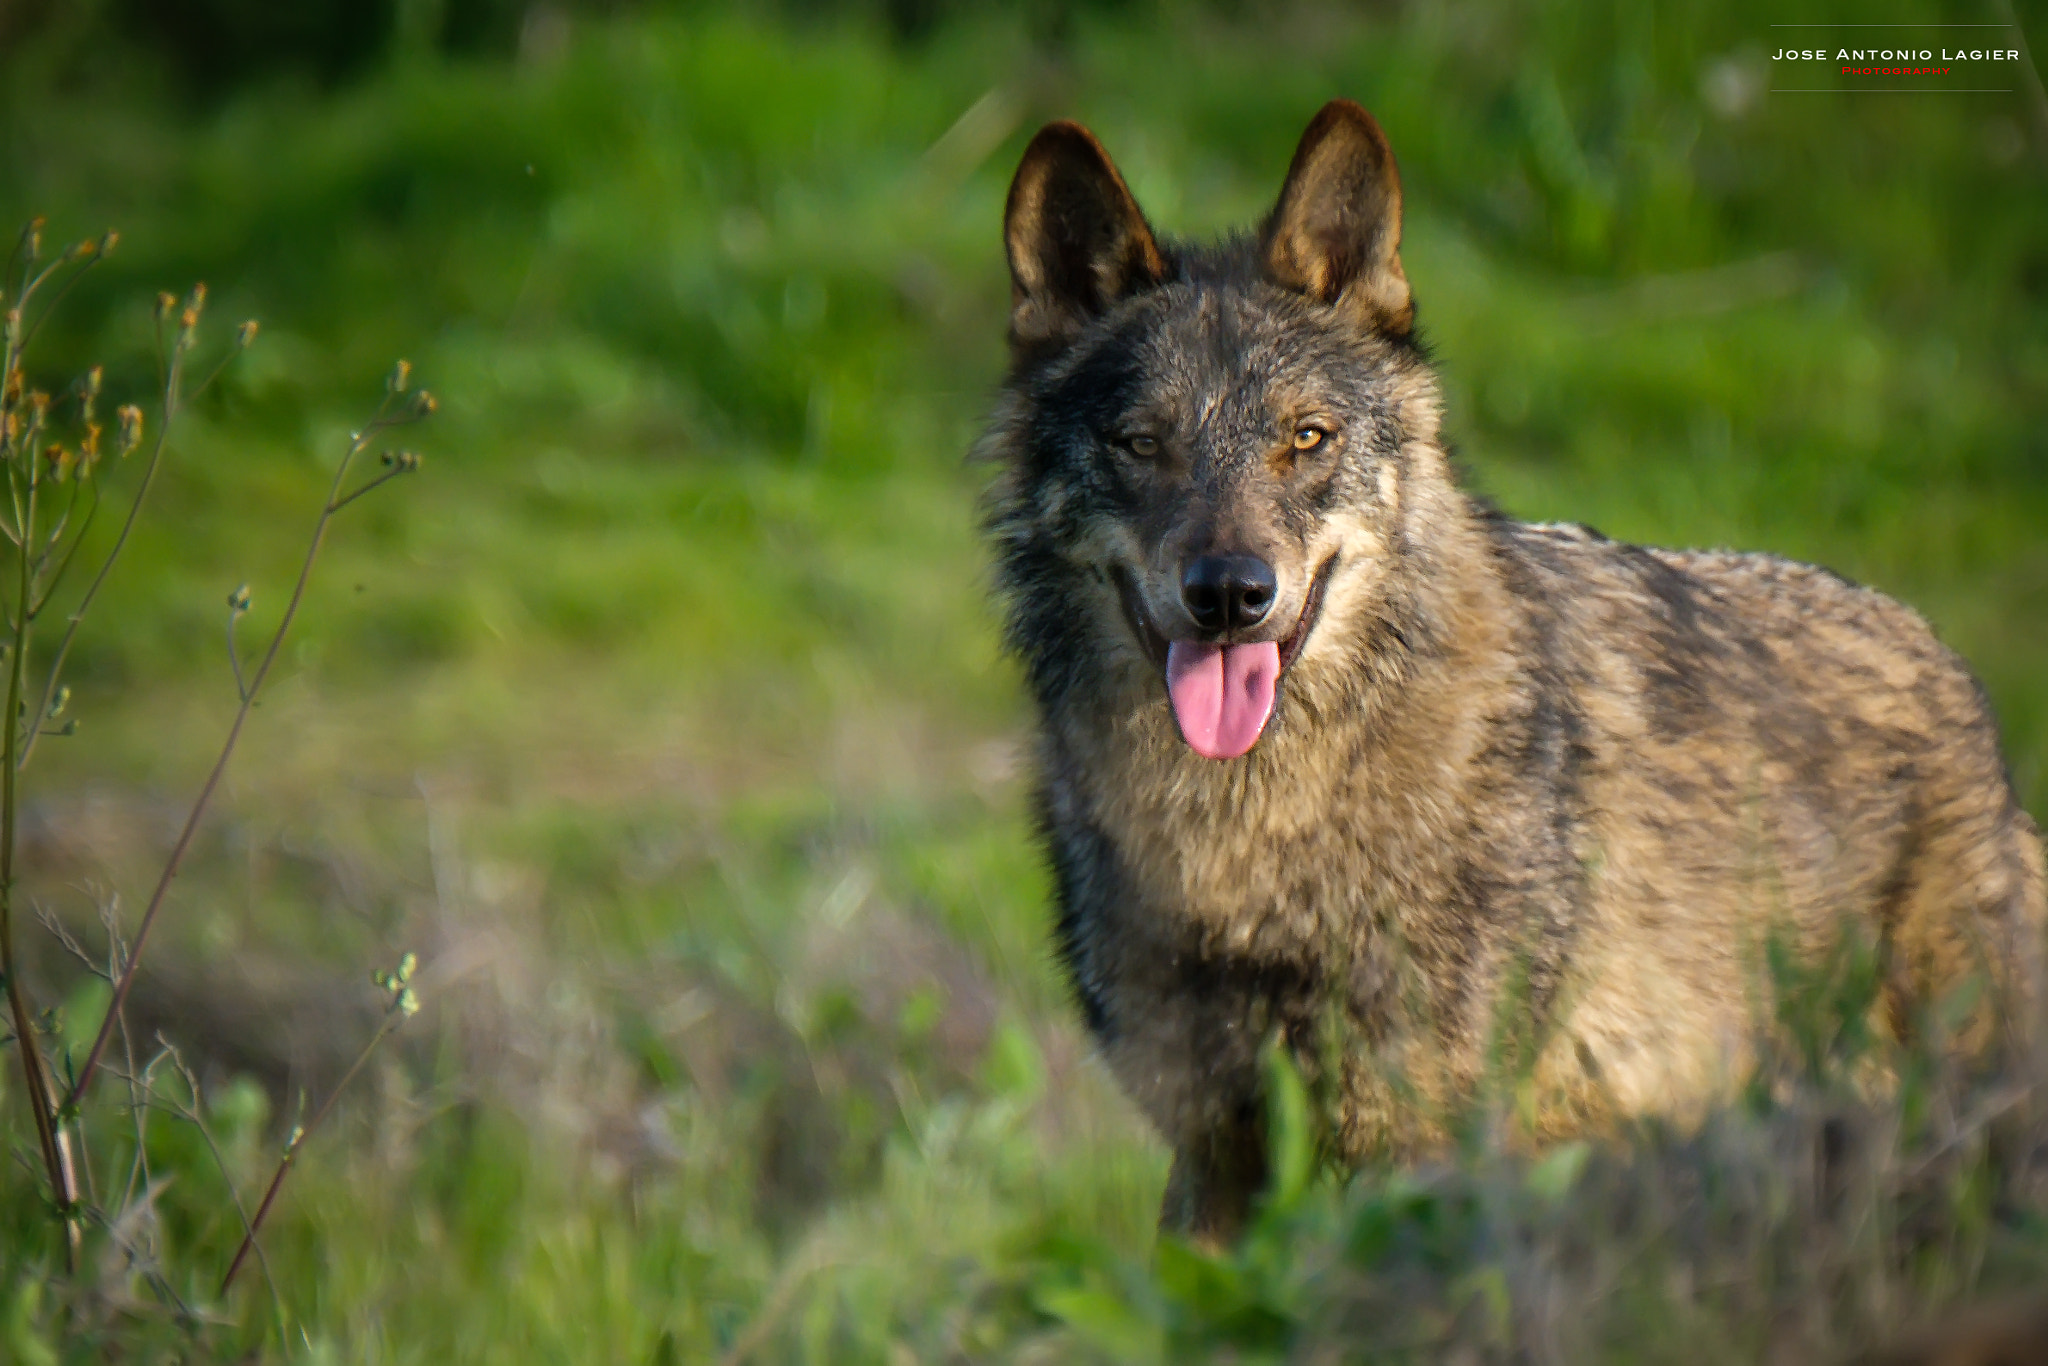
(4, 218, 42, 293)
(220, 1004, 405, 1295)
(19, 337, 186, 771)
(31, 477, 101, 620)
(226, 610, 248, 702)
(117, 997, 148, 1216)
(99, 1047, 287, 1323)
(154, 1045, 287, 1335)
(327, 463, 414, 513)
(32, 470, 84, 578)
(0, 301, 79, 1266)
(6, 447, 27, 542)
(64, 398, 423, 1111)
(79, 1197, 197, 1325)
(14, 242, 109, 359)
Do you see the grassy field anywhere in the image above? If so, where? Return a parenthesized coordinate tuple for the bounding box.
(1, 1, 2046, 1359)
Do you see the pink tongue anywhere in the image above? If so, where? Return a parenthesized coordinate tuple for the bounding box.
(1165, 640, 1280, 760)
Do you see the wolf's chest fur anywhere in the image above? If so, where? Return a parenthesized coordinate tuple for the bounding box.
(984, 100, 2045, 1244)
(1055, 576, 1519, 958)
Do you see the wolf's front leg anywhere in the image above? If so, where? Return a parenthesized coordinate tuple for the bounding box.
(1158, 1108, 1268, 1250)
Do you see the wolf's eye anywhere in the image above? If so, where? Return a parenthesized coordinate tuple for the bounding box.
(1122, 434, 1160, 459)
(1292, 426, 1327, 453)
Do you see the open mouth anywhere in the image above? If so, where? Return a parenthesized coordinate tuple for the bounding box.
(1113, 554, 1338, 760)
(1277, 554, 1338, 674)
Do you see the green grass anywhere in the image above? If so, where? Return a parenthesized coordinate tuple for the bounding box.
(0, 0, 2045, 1359)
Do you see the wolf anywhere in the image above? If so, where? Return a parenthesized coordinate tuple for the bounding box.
(979, 100, 2048, 1244)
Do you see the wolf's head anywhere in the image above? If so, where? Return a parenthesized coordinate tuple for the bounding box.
(985, 101, 1450, 761)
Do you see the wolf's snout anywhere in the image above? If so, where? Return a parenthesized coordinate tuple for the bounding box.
(1181, 555, 1277, 633)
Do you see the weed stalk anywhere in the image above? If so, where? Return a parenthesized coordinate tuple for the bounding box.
(0, 219, 430, 1316)
(63, 367, 431, 1111)
(220, 953, 419, 1295)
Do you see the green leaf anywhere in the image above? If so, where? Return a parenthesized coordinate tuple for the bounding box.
(1261, 1038, 1315, 1215)
(979, 1017, 1045, 1104)
(1034, 1285, 1163, 1363)
(1453, 1265, 1513, 1347)
(1151, 1235, 1240, 1314)
(2, 1279, 57, 1366)
(1526, 1141, 1590, 1206)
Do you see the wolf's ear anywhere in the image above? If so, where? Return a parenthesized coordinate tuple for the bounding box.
(1004, 121, 1167, 354)
(1262, 100, 1412, 335)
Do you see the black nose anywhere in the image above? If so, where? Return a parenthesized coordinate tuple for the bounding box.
(1181, 554, 1278, 633)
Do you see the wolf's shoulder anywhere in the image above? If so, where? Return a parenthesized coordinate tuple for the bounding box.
(1498, 518, 1968, 707)
(1506, 521, 1927, 635)
(1641, 546, 1939, 651)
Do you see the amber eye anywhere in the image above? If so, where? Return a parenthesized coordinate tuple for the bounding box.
(1292, 426, 1326, 453)
(1124, 434, 1160, 458)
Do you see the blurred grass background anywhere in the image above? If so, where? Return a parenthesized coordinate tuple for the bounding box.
(0, 0, 2044, 1359)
